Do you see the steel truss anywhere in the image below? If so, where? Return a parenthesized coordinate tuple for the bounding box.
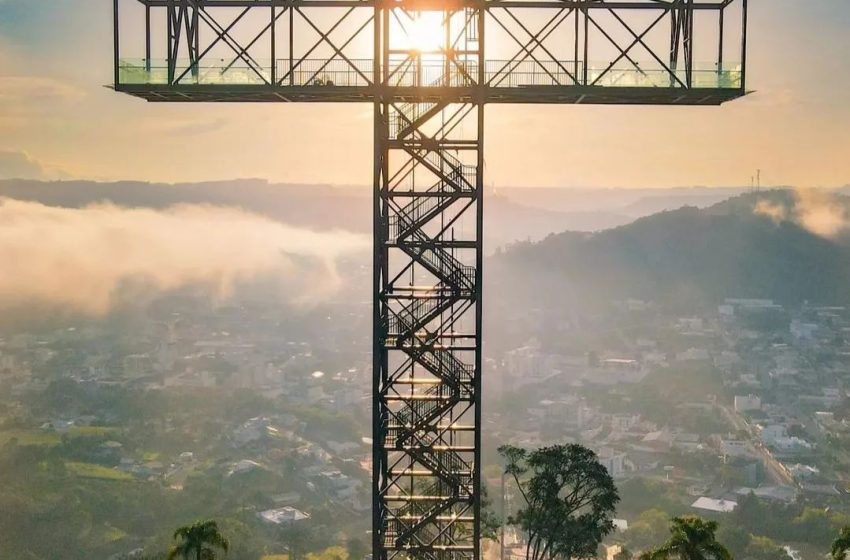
(110, 1, 748, 559)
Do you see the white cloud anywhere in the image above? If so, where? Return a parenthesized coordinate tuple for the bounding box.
(0, 199, 369, 314)
(754, 188, 850, 239)
(0, 75, 86, 130)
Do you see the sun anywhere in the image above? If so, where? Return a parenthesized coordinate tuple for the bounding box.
(402, 11, 445, 53)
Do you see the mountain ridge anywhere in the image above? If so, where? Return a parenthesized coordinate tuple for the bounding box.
(490, 191, 850, 312)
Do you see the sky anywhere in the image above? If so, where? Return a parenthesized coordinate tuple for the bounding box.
(0, 0, 848, 189)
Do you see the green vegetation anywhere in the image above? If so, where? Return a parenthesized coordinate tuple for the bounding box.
(620, 492, 850, 560)
(66, 461, 134, 481)
(0, 382, 368, 560)
(715, 526, 791, 560)
(67, 426, 120, 438)
(831, 526, 850, 560)
(0, 427, 120, 447)
(617, 479, 689, 517)
(500, 443, 619, 560)
(639, 516, 731, 560)
(167, 520, 230, 560)
(730, 493, 850, 547)
(0, 429, 61, 447)
(624, 510, 674, 552)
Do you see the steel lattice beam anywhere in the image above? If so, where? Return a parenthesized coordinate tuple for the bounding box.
(109, 1, 749, 559)
(114, 0, 748, 104)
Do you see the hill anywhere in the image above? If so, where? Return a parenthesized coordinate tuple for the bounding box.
(489, 191, 850, 313)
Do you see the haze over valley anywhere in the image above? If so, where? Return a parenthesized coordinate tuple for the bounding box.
(2, 179, 850, 559)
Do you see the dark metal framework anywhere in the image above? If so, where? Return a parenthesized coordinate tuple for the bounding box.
(111, 1, 748, 559)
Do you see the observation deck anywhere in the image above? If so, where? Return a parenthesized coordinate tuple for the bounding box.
(116, 57, 744, 105)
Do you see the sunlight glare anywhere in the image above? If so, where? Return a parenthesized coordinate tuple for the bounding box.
(406, 11, 445, 52)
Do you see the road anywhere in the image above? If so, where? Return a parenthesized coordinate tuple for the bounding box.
(718, 404, 794, 487)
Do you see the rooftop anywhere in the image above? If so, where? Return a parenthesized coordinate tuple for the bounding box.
(691, 497, 737, 513)
(258, 506, 311, 525)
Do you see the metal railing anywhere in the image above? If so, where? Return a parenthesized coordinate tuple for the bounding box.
(276, 58, 373, 87)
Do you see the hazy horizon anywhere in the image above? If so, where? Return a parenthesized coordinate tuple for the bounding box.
(1, 1, 849, 188)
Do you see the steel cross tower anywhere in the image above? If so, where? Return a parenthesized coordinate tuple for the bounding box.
(111, 1, 749, 558)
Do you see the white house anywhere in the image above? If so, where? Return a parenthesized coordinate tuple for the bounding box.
(692, 497, 737, 513)
(259, 506, 310, 525)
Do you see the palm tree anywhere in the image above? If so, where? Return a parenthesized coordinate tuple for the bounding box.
(167, 520, 230, 560)
(831, 526, 850, 560)
(639, 516, 731, 560)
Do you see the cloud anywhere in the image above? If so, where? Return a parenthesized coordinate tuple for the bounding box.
(0, 199, 369, 314)
(0, 150, 48, 180)
(0, 76, 86, 129)
(794, 188, 850, 239)
(753, 198, 787, 223)
(0, 76, 85, 106)
(754, 188, 850, 239)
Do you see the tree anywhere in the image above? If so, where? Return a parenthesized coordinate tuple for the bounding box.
(167, 520, 230, 560)
(499, 443, 619, 560)
(279, 522, 313, 560)
(715, 524, 750, 558)
(831, 526, 850, 560)
(346, 537, 368, 560)
(480, 485, 503, 541)
(624, 509, 672, 552)
(744, 535, 791, 560)
(731, 492, 763, 534)
(639, 516, 731, 560)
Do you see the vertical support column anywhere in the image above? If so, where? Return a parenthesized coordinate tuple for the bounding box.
(373, 97, 390, 560)
(740, 0, 748, 91)
(473, 6, 486, 558)
(113, 0, 120, 87)
(685, 0, 694, 88)
(373, 7, 483, 560)
(289, 6, 295, 86)
(145, 2, 152, 73)
(718, 5, 725, 74)
(573, 7, 580, 85)
(167, 0, 175, 84)
(582, 6, 589, 86)
(669, 5, 679, 86)
(372, 5, 388, 560)
(192, 1, 200, 78)
(271, 5, 277, 84)
(471, 99, 485, 560)
(186, 0, 200, 78)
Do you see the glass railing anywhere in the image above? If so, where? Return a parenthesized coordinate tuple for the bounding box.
(118, 58, 272, 85)
(118, 59, 169, 85)
(586, 63, 742, 89)
(118, 58, 741, 90)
